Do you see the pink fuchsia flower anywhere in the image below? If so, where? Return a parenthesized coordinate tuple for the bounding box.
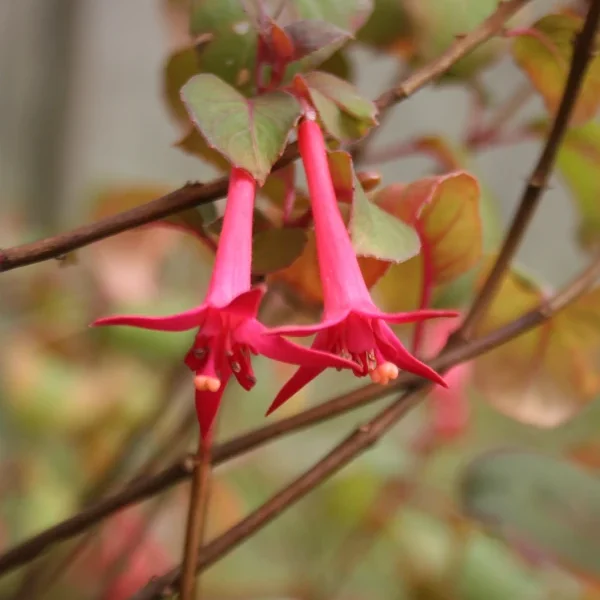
(422, 318, 472, 440)
(92, 167, 354, 437)
(267, 117, 458, 414)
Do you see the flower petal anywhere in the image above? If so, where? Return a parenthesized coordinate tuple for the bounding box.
(375, 321, 448, 387)
(267, 365, 325, 415)
(195, 380, 228, 438)
(224, 285, 266, 317)
(251, 325, 356, 370)
(267, 312, 347, 338)
(92, 305, 207, 332)
(361, 308, 460, 325)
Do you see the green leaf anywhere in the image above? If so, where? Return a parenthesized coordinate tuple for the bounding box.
(295, 72, 378, 142)
(512, 14, 600, 125)
(528, 119, 600, 249)
(342, 151, 420, 262)
(190, 0, 258, 95)
(174, 127, 231, 171)
(181, 73, 301, 183)
(462, 449, 600, 579)
(252, 228, 308, 274)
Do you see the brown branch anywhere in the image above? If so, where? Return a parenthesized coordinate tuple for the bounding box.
(0, 0, 532, 274)
(180, 436, 212, 600)
(129, 251, 600, 600)
(2, 249, 599, 582)
(456, 0, 600, 341)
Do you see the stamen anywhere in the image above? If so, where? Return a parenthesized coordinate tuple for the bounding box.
(369, 362, 399, 386)
(194, 374, 221, 393)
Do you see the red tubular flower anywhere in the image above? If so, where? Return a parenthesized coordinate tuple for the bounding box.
(92, 167, 354, 436)
(267, 117, 458, 414)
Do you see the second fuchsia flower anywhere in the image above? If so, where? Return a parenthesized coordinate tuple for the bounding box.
(267, 116, 458, 414)
(92, 167, 354, 437)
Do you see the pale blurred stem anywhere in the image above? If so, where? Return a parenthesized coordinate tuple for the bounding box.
(454, 0, 600, 344)
(313, 428, 437, 600)
(181, 433, 213, 600)
(466, 82, 534, 149)
(8, 363, 190, 600)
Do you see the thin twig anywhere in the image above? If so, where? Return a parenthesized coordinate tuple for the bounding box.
(2, 250, 600, 581)
(456, 0, 600, 342)
(180, 435, 212, 600)
(128, 252, 600, 599)
(0, 0, 532, 274)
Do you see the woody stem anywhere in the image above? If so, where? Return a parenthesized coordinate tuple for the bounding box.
(180, 433, 213, 600)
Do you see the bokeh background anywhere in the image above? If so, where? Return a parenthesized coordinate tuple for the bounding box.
(1, 1, 599, 599)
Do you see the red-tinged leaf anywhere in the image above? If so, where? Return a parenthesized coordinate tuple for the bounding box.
(528, 119, 600, 249)
(284, 20, 352, 67)
(374, 173, 482, 324)
(462, 449, 600, 580)
(512, 13, 600, 125)
(181, 74, 301, 183)
(295, 71, 378, 141)
(473, 261, 600, 427)
(356, 170, 382, 192)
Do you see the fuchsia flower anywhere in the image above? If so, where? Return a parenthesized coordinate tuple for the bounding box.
(93, 167, 354, 436)
(267, 117, 457, 414)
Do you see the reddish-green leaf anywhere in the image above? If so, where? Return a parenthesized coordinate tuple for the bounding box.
(284, 20, 352, 70)
(473, 260, 600, 427)
(528, 119, 600, 249)
(373, 172, 482, 315)
(512, 14, 600, 125)
(181, 73, 301, 183)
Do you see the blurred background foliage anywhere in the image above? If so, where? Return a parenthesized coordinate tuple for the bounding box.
(2, 0, 600, 598)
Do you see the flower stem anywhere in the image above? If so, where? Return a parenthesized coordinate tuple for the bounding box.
(180, 433, 213, 600)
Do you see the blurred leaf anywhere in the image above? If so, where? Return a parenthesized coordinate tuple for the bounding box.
(294, 72, 377, 142)
(271, 228, 388, 306)
(190, 0, 258, 95)
(473, 261, 600, 427)
(357, 0, 413, 52)
(283, 19, 352, 70)
(374, 172, 482, 313)
(163, 46, 200, 126)
(174, 127, 231, 171)
(181, 73, 301, 183)
(405, 0, 513, 79)
(528, 119, 600, 249)
(251, 227, 308, 274)
(512, 13, 600, 125)
(189, 0, 371, 95)
(462, 448, 600, 579)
